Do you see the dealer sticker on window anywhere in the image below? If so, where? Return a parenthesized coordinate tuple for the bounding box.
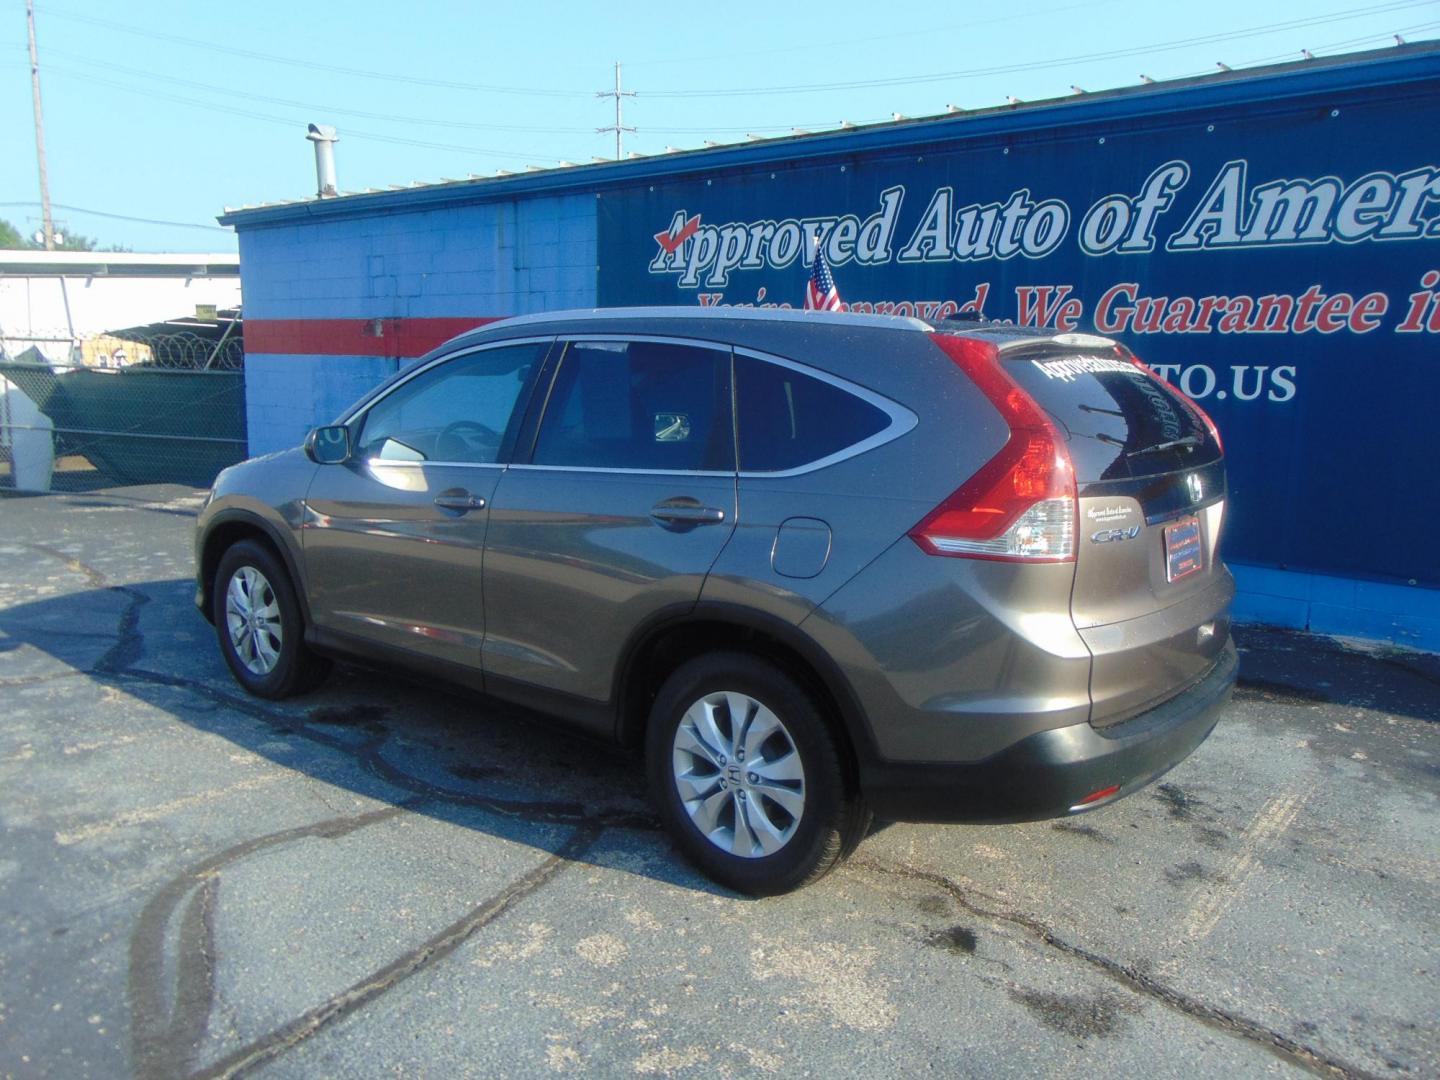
(1164, 515, 1204, 582)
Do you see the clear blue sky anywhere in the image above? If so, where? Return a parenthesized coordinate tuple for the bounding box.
(1, 0, 1436, 252)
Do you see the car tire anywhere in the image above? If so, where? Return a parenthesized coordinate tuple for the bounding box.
(646, 652, 868, 896)
(212, 539, 330, 699)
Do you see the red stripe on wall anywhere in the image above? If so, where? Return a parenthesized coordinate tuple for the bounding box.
(245, 317, 506, 358)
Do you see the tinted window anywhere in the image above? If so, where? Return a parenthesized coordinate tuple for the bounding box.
(355, 342, 546, 464)
(735, 355, 889, 472)
(531, 340, 734, 471)
(995, 342, 1219, 481)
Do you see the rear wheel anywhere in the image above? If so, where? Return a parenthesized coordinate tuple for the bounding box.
(646, 652, 867, 895)
(212, 539, 330, 699)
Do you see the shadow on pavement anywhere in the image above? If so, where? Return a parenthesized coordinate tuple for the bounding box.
(0, 575, 748, 898)
(1232, 623, 1440, 725)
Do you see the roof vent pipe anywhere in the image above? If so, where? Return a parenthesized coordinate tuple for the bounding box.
(306, 123, 339, 198)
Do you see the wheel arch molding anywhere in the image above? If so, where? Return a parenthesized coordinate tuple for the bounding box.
(613, 601, 878, 772)
(198, 508, 311, 626)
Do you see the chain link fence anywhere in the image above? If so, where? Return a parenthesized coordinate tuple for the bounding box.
(0, 320, 248, 492)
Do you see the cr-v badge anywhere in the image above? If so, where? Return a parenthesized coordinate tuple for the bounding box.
(1091, 525, 1142, 543)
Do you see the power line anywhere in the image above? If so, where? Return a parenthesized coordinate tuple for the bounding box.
(638, 1, 1435, 96)
(0, 52, 883, 153)
(18, 54, 862, 156)
(623, 0, 1107, 68)
(1182, 19, 1440, 72)
(17, 14, 1436, 172)
(35, 0, 1427, 109)
(0, 201, 230, 232)
(38, 46, 599, 135)
(25, 46, 897, 138)
(34, 3, 594, 98)
(26, 65, 550, 160)
(21, 1, 1434, 157)
(34, 47, 878, 138)
(9, 4, 1433, 190)
(666, 24, 1435, 134)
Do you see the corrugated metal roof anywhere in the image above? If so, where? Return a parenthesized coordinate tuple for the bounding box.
(217, 42, 1440, 229)
(0, 251, 239, 276)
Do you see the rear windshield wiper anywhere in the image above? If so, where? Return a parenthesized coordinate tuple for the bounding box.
(1127, 435, 1203, 459)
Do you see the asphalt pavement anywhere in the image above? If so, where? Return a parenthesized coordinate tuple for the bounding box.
(0, 485, 1436, 1079)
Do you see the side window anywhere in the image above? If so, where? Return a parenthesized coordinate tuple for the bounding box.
(530, 340, 734, 471)
(734, 354, 890, 472)
(355, 342, 547, 464)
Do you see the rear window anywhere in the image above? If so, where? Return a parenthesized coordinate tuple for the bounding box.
(532, 339, 733, 471)
(998, 344, 1218, 481)
(735, 354, 889, 472)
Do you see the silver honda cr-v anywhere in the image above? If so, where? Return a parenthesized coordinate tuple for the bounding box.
(196, 307, 1237, 894)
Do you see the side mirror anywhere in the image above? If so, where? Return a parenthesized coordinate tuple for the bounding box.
(305, 425, 352, 464)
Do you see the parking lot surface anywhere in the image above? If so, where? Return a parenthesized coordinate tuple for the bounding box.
(1, 486, 1436, 1079)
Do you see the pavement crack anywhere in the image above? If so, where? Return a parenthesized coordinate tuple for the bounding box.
(0, 670, 90, 689)
(168, 875, 219, 1076)
(95, 586, 149, 673)
(66, 498, 200, 519)
(14, 541, 110, 590)
(186, 824, 602, 1080)
(850, 856, 1383, 1080)
(9, 541, 150, 673)
(129, 805, 413, 1080)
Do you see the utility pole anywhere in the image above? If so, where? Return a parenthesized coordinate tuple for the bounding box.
(26, 0, 55, 251)
(596, 62, 636, 160)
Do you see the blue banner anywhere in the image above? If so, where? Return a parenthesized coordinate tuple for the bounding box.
(597, 79, 1440, 587)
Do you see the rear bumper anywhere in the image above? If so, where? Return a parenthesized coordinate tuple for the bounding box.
(860, 637, 1237, 823)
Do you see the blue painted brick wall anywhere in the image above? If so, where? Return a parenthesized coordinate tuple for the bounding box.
(241, 191, 597, 454)
(244, 354, 399, 456)
(239, 192, 597, 324)
(1231, 563, 1439, 652)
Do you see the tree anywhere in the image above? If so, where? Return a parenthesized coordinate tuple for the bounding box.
(0, 217, 102, 251)
(54, 231, 98, 252)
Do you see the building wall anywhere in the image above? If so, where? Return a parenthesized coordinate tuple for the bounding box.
(1230, 565, 1439, 650)
(0, 273, 242, 364)
(240, 192, 596, 455)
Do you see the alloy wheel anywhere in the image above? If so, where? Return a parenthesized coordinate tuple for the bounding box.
(224, 566, 283, 676)
(671, 690, 807, 858)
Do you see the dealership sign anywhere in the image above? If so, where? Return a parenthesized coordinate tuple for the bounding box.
(597, 82, 1440, 587)
(648, 162, 1440, 284)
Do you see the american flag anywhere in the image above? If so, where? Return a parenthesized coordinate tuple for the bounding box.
(805, 236, 844, 311)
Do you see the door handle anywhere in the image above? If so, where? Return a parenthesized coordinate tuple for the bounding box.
(650, 500, 726, 526)
(433, 492, 486, 512)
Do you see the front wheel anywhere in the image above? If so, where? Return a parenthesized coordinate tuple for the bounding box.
(212, 539, 330, 699)
(646, 652, 869, 896)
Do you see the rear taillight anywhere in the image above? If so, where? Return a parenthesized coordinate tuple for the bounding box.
(910, 335, 1076, 562)
(1117, 345, 1224, 454)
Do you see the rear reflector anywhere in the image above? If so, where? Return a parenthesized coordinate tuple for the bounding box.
(911, 335, 1077, 562)
(1078, 784, 1120, 805)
